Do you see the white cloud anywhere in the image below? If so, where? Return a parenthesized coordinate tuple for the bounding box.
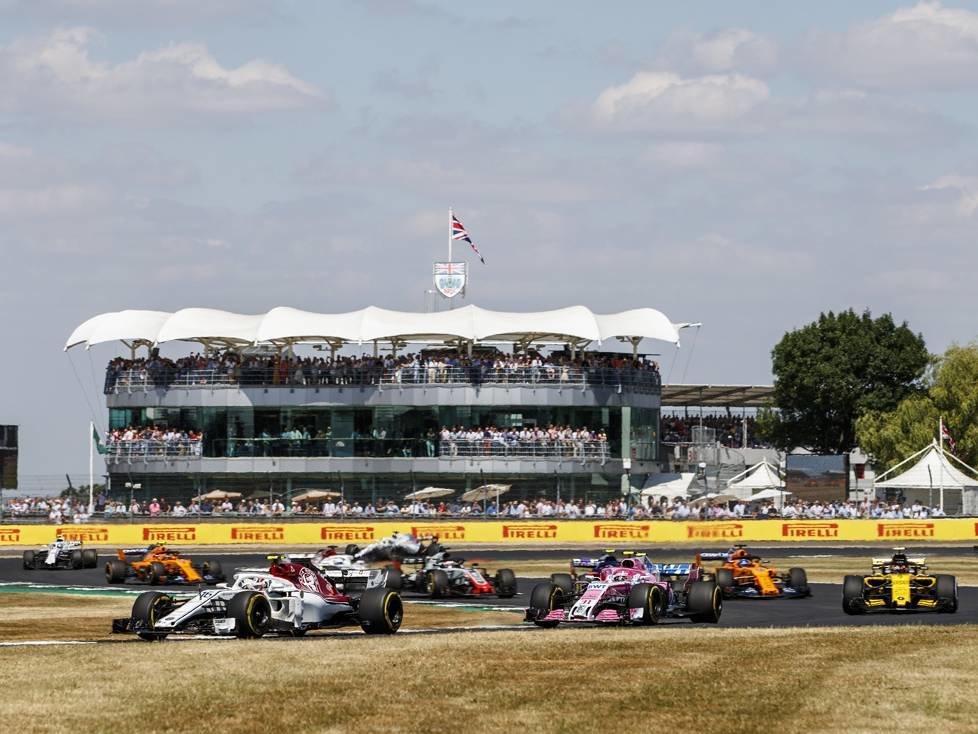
(920, 174, 978, 216)
(804, 1, 978, 89)
(663, 28, 778, 73)
(593, 71, 769, 132)
(0, 27, 323, 121)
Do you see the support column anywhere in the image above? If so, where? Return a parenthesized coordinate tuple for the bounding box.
(620, 406, 632, 497)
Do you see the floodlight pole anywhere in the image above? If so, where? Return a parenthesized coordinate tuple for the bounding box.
(939, 416, 945, 512)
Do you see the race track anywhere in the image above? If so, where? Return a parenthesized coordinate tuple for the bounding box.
(4, 549, 977, 629)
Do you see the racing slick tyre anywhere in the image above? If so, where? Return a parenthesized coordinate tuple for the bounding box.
(106, 559, 128, 584)
(22, 551, 35, 570)
(715, 568, 735, 597)
(149, 561, 168, 585)
(426, 569, 450, 598)
(131, 591, 173, 641)
(202, 560, 222, 580)
(842, 575, 865, 615)
(70, 550, 84, 570)
(383, 567, 404, 591)
(344, 544, 360, 556)
(81, 549, 98, 569)
(359, 588, 403, 635)
(494, 569, 518, 598)
(788, 568, 810, 596)
(550, 573, 574, 596)
(628, 583, 666, 625)
(528, 582, 564, 628)
(936, 575, 958, 613)
(687, 582, 722, 623)
(228, 591, 272, 638)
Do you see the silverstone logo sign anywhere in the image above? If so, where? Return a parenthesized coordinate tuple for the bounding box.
(502, 524, 558, 540)
(593, 524, 651, 540)
(781, 522, 839, 539)
(321, 525, 376, 542)
(433, 262, 466, 299)
(143, 526, 197, 542)
(0, 527, 20, 543)
(60, 527, 110, 543)
(230, 526, 285, 542)
(877, 522, 935, 538)
(686, 523, 744, 540)
(412, 525, 466, 541)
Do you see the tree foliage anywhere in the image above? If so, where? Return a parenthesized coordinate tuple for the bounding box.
(759, 310, 929, 453)
(856, 343, 978, 470)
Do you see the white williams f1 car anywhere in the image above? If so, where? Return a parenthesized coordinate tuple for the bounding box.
(23, 536, 97, 570)
(112, 555, 402, 640)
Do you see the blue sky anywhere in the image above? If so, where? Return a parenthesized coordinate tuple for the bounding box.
(3, 1, 978, 483)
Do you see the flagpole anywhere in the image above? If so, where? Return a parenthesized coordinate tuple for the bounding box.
(448, 207, 453, 262)
(88, 420, 95, 515)
(939, 416, 945, 512)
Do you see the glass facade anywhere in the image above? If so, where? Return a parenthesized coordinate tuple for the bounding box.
(108, 405, 647, 460)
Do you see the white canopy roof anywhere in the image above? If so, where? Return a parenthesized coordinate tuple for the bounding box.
(748, 487, 792, 502)
(874, 443, 978, 490)
(65, 304, 684, 350)
(727, 460, 785, 492)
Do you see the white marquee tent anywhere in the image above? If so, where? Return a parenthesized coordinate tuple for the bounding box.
(65, 305, 686, 351)
(874, 441, 978, 512)
(726, 460, 785, 501)
(640, 472, 696, 502)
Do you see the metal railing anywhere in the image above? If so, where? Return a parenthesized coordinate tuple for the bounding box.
(103, 436, 616, 462)
(104, 439, 202, 462)
(104, 365, 661, 394)
(438, 439, 611, 462)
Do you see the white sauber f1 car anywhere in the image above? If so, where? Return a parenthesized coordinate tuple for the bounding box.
(23, 536, 98, 570)
(112, 555, 402, 640)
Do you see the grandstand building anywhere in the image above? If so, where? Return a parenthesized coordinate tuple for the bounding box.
(68, 306, 685, 505)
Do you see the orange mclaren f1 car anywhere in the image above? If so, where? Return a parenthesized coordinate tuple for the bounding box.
(105, 545, 225, 585)
(699, 545, 810, 599)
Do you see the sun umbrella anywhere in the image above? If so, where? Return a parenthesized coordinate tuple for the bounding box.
(461, 484, 511, 502)
(404, 487, 455, 500)
(292, 489, 341, 502)
(191, 490, 243, 501)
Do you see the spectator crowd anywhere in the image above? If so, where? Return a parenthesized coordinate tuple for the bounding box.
(105, 426, 203, 457)
(660, 413, 771, 448)
(104, 349, 660, 392)
(439, 424, 610, 460)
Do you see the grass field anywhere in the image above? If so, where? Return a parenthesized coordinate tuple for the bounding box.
(0, 617, 975, 733)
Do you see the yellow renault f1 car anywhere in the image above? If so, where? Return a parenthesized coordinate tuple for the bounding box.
(842, 548, 957, 614)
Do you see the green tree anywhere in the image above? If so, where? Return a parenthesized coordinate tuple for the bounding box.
(761, 310, 929, 453)
(856, 343, 978, 469)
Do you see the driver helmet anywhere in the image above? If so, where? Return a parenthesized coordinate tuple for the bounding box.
(738, 559, 752, 567)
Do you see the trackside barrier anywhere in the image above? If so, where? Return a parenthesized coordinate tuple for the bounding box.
(2, 520, 978, 546)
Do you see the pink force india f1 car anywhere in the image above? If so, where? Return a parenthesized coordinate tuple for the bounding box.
(525, 551, 722, 627)
(111, 554, 402, 640)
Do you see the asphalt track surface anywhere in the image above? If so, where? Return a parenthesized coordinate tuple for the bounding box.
(4, 549, 978, 629)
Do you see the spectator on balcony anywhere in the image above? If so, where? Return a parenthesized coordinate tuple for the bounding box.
(148, 498, 161, 517)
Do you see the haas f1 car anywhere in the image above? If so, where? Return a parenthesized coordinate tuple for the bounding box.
(702, 545, 811, 599)
(843, 548, 958, 614)
(105, 545, 225, 585)
(346, 532, 518, 599)
(23, 536, 98, 570)
(112, 555, 402, 640)
(526, 551, 722, 627)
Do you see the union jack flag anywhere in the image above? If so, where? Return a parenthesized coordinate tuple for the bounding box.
(451, 214, 485, 264)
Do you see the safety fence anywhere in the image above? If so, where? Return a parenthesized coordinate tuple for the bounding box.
(3, 519, 977, 546)
(104, 365, 661, 394)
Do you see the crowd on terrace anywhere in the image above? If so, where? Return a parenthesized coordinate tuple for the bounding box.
(659, 413, 771, 448)
(3, 494, 949, 521)
(104, 426, 203, 457)
(104, 349, 660, 392)
(438, 425, 610, 460)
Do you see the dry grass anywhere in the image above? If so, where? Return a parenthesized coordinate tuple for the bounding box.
(0, 623, 976, 733)
(0, 592, 519, 642)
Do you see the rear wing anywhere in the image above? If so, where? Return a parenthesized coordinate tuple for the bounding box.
(658, 563, 695, 577)
(696, 551, 731, 563)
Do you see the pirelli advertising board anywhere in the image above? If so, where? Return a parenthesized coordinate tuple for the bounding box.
(2, 520, 978, 546)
